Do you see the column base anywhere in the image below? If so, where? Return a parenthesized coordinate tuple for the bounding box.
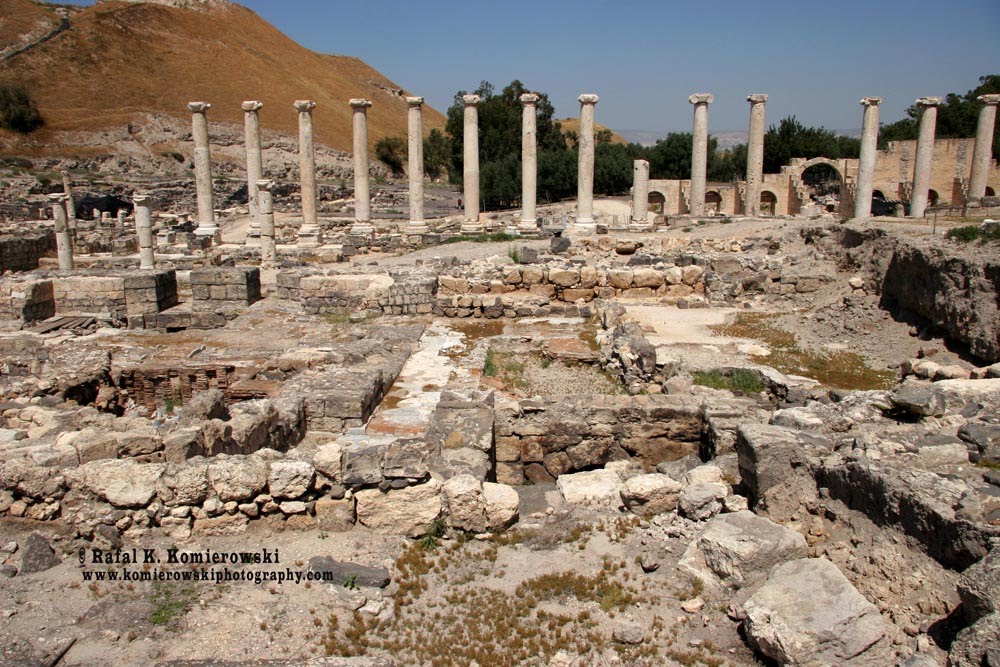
(297, 225, 323, 247)
(460, 221, 484, 234)
(629, 218, 653, 232)
(195, 226, 221, 245)
(517, 219, 537, 233)
(350, 222, 375, 236)
(405, 221, 429, 234)
(574, 218, 596, 233)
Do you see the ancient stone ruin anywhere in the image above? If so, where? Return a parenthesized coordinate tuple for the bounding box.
(1, 89, 999, 666)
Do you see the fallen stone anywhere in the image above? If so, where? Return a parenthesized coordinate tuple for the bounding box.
(556, 469, 624, 509)
(679, 482, 727, 521)
(268, 460, 315, 499)
(482, 482, 519, 531)
(307, 556, 390, 588)
(442, 474, 488, 533)
(621, 473, 682, 515)
(355, 478, 442, 537)
(612, 619, 646, 645)
(890, 381, 945, 417)
(18, 533, 61, 575)
(80, 459, 165, 508)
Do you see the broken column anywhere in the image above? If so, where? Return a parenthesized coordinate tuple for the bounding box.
(132, 193, 155, 269)
(519, 93, 539, 234)
(745, 94, 768, 216)
(854, 97, 882, 219)
(48, 193, 73, 270)
(688, 93, 714, 216)
(256, 179, 276, 266)
(461, 94, 482, 233)
(575, 93, 599, 230)
(910, 97, 941, 218)
(60, 170, 76, 231)
(242, 100, 264, 246)
(406, 96, 428, 234)
(187, 102, 219, 242)
(349, 98, 374, 236)
(969, 94, 1000, 200)
(294, 100, 321, 247)
(630, 159, 651, 231)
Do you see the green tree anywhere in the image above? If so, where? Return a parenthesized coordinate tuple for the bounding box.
(0, 85, 43, 134)
(763, 116, 860, 173)
(374, 136, 405, 177)
(880, 75, 1000, 156)
(423, 128, 450, 180)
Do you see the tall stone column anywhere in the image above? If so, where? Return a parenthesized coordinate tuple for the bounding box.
(188, 102, 219, 242)
(405, 96, 428, 234)
(349, 98, 374, 236)
(48, 193, 73, 270)
(461, 94, 482, 233)
(853, 97, 882, 219)
(630, 159, 651, 231)
(688, 93, 714, 216)
(910, 97, 941, 218)
(133, 193, 155, 269)
(242, 101, 264, 246)
(519, 93, 539, 233)
(60, 170, 76, 230)
(744, 94, 768, 216)
(294, 100, 321, 247)
(969, 94, 1000, 200)
(257, 180, 276, 266)
(575, 94, 600, 230)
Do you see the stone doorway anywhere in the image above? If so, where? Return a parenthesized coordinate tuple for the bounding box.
(760, 191, 778, 216)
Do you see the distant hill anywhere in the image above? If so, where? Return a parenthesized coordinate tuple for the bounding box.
(556, 117, 629, 145)
(0, 0, 445, 151)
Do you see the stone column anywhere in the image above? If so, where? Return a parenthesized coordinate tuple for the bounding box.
(48, 193, 73, 270)
(349, 98, 374, 236)
(853, 97, 882, 219)
(294, 100, 321, 247)
(133, 193, 155, 269)
(187, 102, 219, 242)
(744, 94, 768, 216)
(630, 159, 651, 231)
(909, 97, 941, 218)
(969, 94, 1000, 200)
(60, 170, 76, 231)
(575, 94, 600, 230)
(242, 101, 264, 246)
(688, 93, 714, 216)
(461, 94, 482, 233)
(405, 96, 428, 234)
(257, 179, 276, 266)
(518, 93, 539, 233)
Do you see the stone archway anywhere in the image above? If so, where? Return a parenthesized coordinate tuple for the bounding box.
(789, 157, 848, 214)
(705, 191, 722, 214)
(987, 186, 996, 197)
(648, 191, 666, 214)
(928, 189, 939, 207)
(760, 190, 778, 216)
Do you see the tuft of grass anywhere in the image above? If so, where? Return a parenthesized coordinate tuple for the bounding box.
(148, 582, 197, 628)
(507, 245, 522, 263)
(483, 348, 498, 377)
(945, 225, 1000, 243)
(692, 369, 765, 394)
(441, 232, 518, 245)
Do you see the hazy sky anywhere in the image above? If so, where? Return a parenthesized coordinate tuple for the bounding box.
(56, 0, 1000, 134)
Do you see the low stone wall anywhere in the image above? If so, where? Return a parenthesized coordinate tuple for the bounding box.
(191, 267, 261, 313)
(277, 271, 436, 316)
(120, 364, 240, 413)
(0, 230, 54, 273)
(0, 279, 55, 322)
(494, 394, 715, 485)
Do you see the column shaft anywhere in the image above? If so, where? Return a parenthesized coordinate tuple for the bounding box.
(133, 194, 155, 269)
(745, 94, 767, 216)
(969, 95, 1000, 199)
(257, 180, 276, 266)
(188, 102, 218, 240)
(49, 193, 73, 270)
(295, 100, 321, 246)
(60, 170, 76, 229)
(519, 93, 539, 232)
(688, 94, 714, 216)
(910, 98, 941, 218)
(462, 94, 482, 232)
(350, 99, 374, 235)
(243, 101, 264, 245)
(630, 159, 650, 230)
(575, 94, 599, 228)
(854, 97, 882, 219)
(406, 97, 428, 234)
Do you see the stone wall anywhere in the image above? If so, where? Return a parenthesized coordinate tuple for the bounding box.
(276, 271, 436, 316)
(120, 364, 240, 413)
(0, 279, 55, 322)
(190, 267, 261, 313)
(124, 270, 179, 327)
(0, 230, 54, 273)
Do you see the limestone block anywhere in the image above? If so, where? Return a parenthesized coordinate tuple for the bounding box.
(155, 462, 209, 507)
(679, 482, 727, 521)
(355, 478, 442, 537)
(621, 473, 682, 515)
(482, 482, 519, 531)
(556, 469, 624, 508)
(442, 474, 488, 533)
(208, 456, 269, 502)
(268, 460, 315, 499)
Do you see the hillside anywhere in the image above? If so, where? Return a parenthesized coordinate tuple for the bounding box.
(556, 117, 629, 145)
(0, 0, 445, 152)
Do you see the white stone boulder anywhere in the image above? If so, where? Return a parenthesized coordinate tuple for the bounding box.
(355, 478, 442, 537)
(208, 456, 269, 502)
(442, 474, 488, 533)
(155, 462, 209, 507)
(556, 469, 624, 508)
(80, 460, 165, 508)
(311, 442, 343, 482)
(267, 460, 315, 499)
(482, 482, 519, 531)
(679, 482, 728, 521)
(743, 558, 886, 666)
(621, 473, 682, 515)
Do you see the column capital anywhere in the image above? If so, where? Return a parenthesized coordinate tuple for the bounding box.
(915, 96, 942, 107)
(47, 193, 69, 203)
(860, 97, 882, 107)
(242, 100, 263, 112)
(578, 93, 599, 105)
(187, 101, 211, 113)
(747, 93, 768, 104)
(349, 98, 372, 109)
(132, 193, 152, 206)
(256, 179, 275, 192)
(293, 100, 316, 113)
(520, 93, 539, 106)
(462, 94, 480, 106)
(405, 96, 424, 107)
(978, 94, 1000, 106)
(60, 169, 70, 177)
(688, 93, 714, 105)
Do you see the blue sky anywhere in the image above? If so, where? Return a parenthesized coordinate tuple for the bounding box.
(56, 0, 1000, 134)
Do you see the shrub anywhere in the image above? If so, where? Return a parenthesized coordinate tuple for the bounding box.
(374, 136, 405, 176)
(691, 369, 766, 394)
(0, 85, 44, 133)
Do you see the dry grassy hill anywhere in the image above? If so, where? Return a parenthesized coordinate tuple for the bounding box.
(0, 0, 444, 151)
(557, 117, 629, 146)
